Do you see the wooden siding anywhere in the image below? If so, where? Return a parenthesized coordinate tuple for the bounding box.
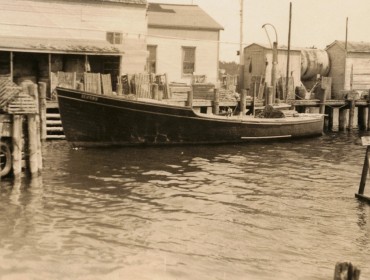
(147, 28, 220, 84)
(0, 0, 148, 74)
(347, 53, 370, 91)
(243, 45, 301, 91)
(326, 44, 346, 98)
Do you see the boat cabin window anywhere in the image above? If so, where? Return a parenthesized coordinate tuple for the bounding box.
(182, 47, 196, 75)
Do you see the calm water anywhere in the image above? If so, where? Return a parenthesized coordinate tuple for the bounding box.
(1, 132, 370, 280)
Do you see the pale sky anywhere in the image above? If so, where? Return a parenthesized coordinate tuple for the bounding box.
(149, 0, 369, 62)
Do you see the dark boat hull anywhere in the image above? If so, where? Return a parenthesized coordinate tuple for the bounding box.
(56, 88, 324, 147)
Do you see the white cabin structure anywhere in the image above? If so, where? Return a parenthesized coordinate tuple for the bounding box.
(326, 40, 370, 98)
(147, 3, 223, 84)
(0, 0, 148, 95)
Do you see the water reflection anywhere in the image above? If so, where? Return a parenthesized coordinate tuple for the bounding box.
(0, 132, 370, 279)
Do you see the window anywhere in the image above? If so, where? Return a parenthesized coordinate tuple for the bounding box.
(106, 32, 123, 44)
(182, 47, 195, 75)
(147, 45, 157, 74)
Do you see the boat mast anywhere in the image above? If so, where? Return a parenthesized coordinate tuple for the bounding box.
(285, 2, 292, 102)
(239, 0, 244, 92)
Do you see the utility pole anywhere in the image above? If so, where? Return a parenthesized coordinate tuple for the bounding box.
(239, 0, 244, 92)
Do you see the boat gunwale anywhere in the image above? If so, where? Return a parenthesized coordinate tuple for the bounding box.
(56, 87, 324, 126)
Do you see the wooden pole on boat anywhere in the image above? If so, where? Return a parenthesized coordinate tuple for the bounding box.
(187, 87, 193, 108)
(252, 85, 256, 116)
(38, 82, 47, 141)
(348, 99, 355, 131)
(240, 89, 247, 115)
(285, 2, 292, 102)
(12, 115, 23, 177)
(212, 88, 220, 115)
(152, 83, 159, 100)
(367, 90, 370, 131)
(334, 262, 360, 280)
(116, 82, 123, 95)
(267, 86, 273, 105)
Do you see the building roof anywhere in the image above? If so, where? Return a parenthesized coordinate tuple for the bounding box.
(244, 43, 301, 52)
(0, 36, 124, 55)
(27, 0, 147, 5)
(148, 3, 223, 31)
(326, 40, 370, 53)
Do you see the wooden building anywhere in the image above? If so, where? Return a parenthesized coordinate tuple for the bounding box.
(146, 3, 223, 84)
(326, 40, 370, 98)
(243, 43, 330, 99)
(0, 0, 148, 96)
(243, 43, 302, 98)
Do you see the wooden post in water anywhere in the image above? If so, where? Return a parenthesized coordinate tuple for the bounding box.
(358, 106, 367, 131)
(325, 106, 334, 131)
(319, 89, 327, 114)
(38, 82, 47, 141)
(348, 99, 355, 131)
(356, 136, 370, 204)
(212, 88, 220, 115)
(334, 262, 360, 280)
(187, 87, 193, 108)
(339, 107, 347, 131)
(240, 89, 247, 116)
(27, 84, 40, 176)
(12, 115, 23, 177)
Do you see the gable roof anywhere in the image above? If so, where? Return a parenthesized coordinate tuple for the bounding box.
(148, 3, 223, 31)
(244, 43, 301, 52)
(326, 40, 370, 53)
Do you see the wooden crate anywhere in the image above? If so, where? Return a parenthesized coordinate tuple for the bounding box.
(192, 83, 215, 100)
(7, 92, 38, 115)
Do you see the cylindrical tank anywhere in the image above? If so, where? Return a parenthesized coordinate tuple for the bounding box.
(301, 49, 330, 80)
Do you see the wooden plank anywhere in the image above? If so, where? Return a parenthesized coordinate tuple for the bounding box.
(101, 74, 112, 95)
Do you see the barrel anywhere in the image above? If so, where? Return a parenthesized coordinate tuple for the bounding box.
(301, 49, 330, 80)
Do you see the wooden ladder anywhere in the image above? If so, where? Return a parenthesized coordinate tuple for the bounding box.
(46, 105, 65, 140)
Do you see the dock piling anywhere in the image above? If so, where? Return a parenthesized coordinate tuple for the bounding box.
(356, 136, 370, 204)
(334, 262, 360, 280)
(240, 89, 246, 116)
(348, 99, 356, 131)
(11, 115, 22, 177)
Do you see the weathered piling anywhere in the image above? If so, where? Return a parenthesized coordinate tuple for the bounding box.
(38, 82, 47, 141)
(339, 107, 347, 131)
(27, 84, 41, 176)
(325, 106, 334, 131)
(358, 106, 367, 131)
(348, 99, 356, 131)
(334, 262, 360, 280)
(356, 136, 370, 204)
(11, 115, 22, 177)
(318, 89, 327, 114)
(212, 88, 219, 115)
(240, 89, 246, 116)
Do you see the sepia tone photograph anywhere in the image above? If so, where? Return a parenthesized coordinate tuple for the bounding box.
(0, 0, 369, 279)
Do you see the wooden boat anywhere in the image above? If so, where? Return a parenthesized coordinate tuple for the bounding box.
(56, 87, 324, 147)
